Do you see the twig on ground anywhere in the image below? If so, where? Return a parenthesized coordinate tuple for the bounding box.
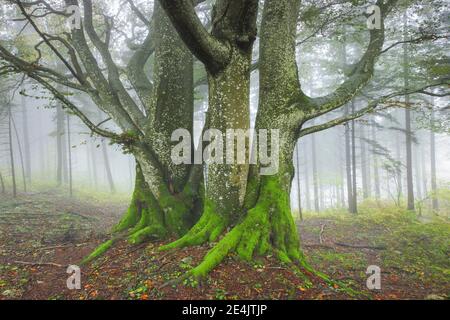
(333, 242, 387, 250)
(319, 224, 326, 244)
(303, 243, 335, 249)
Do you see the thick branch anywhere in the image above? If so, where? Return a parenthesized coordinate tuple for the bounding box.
(307, 0, 398, 117)
(158, 0, 230, 74)
(29, 74, 120, 139)
(126, 12, 156, 110)
(299, 81, 449, 138)
(82, 0, 145, 130)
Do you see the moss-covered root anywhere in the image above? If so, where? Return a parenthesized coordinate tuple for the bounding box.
(81, 239, 116, 265)
(182, 176, 304, 278)
(159, 202, 227, 251)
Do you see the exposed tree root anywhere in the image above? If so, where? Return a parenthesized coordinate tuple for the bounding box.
(159, 201, 227, 251)
(81, 163, 196, 264)
(158, 176, 361, 297)
(160, 177, 303, 277)
(81, 238, 117, 265)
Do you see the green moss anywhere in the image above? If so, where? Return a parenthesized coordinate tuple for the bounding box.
(189, 223, 243, 278)
(112, 201, 140, 233)
(158, 189, 192, 237)
(128, 225, 167, 245)
(159, 199, 226, 251)
(171, 175, 304, 277)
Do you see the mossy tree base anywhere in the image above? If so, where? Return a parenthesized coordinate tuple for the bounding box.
(160, 175, 306, 278)
(82, 164, 196, 264)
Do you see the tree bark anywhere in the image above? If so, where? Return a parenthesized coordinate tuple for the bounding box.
(159, 0, 257, 255)
(83, 2, 200, 263)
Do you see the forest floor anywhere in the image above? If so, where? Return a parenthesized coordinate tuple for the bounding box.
(0, 191, 449, 300)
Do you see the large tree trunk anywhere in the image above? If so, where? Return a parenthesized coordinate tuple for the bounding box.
(119, 2, 198, 235)
(83, 3, 199, 263)
(160, 0, 255, 253)
(195, 0, 304, 267)
(158, 0, 307, 277)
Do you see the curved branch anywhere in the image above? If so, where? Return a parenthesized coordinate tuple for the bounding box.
(306, 0, 399, 118)
(126, 11, 156, 110)
(29, 74, 120, 139)
(14, 0, 84, 84)
(298, 81, 450, 138)
(158, 0, 231, 74)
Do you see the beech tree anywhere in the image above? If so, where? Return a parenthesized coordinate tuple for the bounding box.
(0, 0, 448, 279)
